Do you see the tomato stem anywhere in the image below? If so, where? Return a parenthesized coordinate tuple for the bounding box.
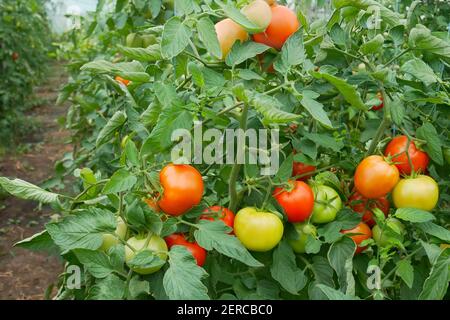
(366, 89, 391, 156)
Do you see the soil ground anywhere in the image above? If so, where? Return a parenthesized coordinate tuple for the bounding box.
(0, 62, 71, 300)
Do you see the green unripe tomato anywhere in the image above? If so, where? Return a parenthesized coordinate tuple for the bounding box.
(288, 223, 317, 253)
(311, 185, 342, 224)
(141, 34, 157, 47)
(443, 147, 450, 165)
(126, 33, 143, 47)
(100, 216, 128, 252)
(125, 234, 168, 274)
(372, 218, 405, 247)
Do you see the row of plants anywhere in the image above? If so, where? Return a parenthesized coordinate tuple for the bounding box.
(1, 0, 449, 300)
(0, 0, 52, 148)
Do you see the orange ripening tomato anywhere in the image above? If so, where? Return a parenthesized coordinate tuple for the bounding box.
(354, 155, 399, 199)
(200, 206, 235, 230)
(371, 92, 384, 111)
(115, 76, 130, 86)
(215, 18, 248, 59)
(165, 233, 207, 267)
(158, 164, 204, 216)
(341, 222, 372, 254)
(384, 135, 430, 175)
(348, 191, 389, 227)
(253, 5, 299, 50)
(273, 180, 314, 222)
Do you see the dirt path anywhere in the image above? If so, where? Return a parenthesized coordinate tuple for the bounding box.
(0, 62, 71, 300)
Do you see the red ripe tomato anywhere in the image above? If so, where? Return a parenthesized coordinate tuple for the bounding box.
(292, 161, 316, 181)
(384, 135, 429, 175)
(158, 164, 204, 216)
(165, 233, 206, 266)
(200, 206, 235, 229)
(11, 52, 19, 61)
(371, 92, 384, 111)
(115, 76, 130, 86)
(341, 222, 372, 254)
(273, 180, 314, 222)
(253, 5, 299, 50)
(354, 155, 399, 199)
(348, 192, 389, 227)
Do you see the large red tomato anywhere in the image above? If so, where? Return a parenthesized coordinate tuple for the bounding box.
(200, 206, 235, 229)
(253, 5, 299, 50)
(354, 155, 399, 199)
(158, 164, 204, 216)
(341, 222, 372, 254)
(348, 192, 389, 227)
(273, 180, 314, 222)
(165, 233, 207, 267)
(384, 135, 429, 175)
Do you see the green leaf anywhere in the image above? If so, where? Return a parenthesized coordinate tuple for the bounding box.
(161, 17, 192, 59)
(394, 208, 435, 223)
(409, 25, 450, 61)
(128, 276, 150, 298)
(390, 96, 405, 126)
(250, 93, 301, 124)
(102, 169, 137, 194)
(238, 69, 264, 81)
(313, 72, 367, 111)
(416, 222, 450, 242)
(96, 111, 127, 148)
(401, 59, 439, 86)
(188, 62, 205, 88)
(416, 123, 443, 166)
(360, 34, 384, 55)
(81, 60, 150, 82)
(225, 41, 270, 67)
(74, 249, 115, 278)
(117, 44, 161, 62)
(174, 0, 194, 16)
(194, 221, 263, 267)
(270, 241, 307, 295)
(154, 82, 178, 108)
(88, 274, 125, 300)
(127, 250, 166, 270)
(396, 259, 414, 289)
(124, 140, 139, 167)
(46, 208, 116, 251)
(332, 0, 402, 26)
(316, 284, 359, 300)
(273, 154, 294, 184)
(274, 30, 305, 73)
(0, 177, 60, 204)
(328, 236, 356, 295)
(300, 90, 333, 129)
(197, 17, 222, 59)
(14, 230, 59, 254)
(163, 246, 210, 300)
(220, 3, 261, 33)
(303, 132, 344, 152)
(419, 252, 450, 300)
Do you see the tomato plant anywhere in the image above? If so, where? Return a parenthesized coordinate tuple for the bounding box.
(1, 0, 449, 301)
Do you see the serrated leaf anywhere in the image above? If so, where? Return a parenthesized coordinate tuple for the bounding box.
(270, 241, 307, 294)
(416, 123, 443, 165)
(14, 230, 59, 254)
(117, 44, 161, 62)
(396, 259, 414, 288)
(225, 41, 270, 67)
(0, 177, 60, 204)
(174, 0, 194, 16)
(409, 25, 450, 61)
(220, 3, 262, 33)
(46, 208, 116, 251)
(274, 30, 305, 73)
(250, 93, 300, 124)
(394, 208, 435, 223)
(163, 246, 209, 300)
(418, 252, 450, 300)
(401, 59, 439, 86)
(161, 17, 192, 59)
(316, 284, 359, 300)
(127, 250, 166, 270)
(88, 274, 125, 300)
(328, 236, 356, 295)
(194, 221, 263, 267)
(360, 34, 384, 55)
(300, 91, 333, 128)
(102, 169, 137, 194)
(197, 17, 222, 58)
(416, 222, 450, 242)
(74, 249, 115, 278)
(96, 111, 127, 148)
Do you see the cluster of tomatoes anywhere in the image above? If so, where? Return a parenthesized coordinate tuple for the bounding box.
(215, 0, 299, 59)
